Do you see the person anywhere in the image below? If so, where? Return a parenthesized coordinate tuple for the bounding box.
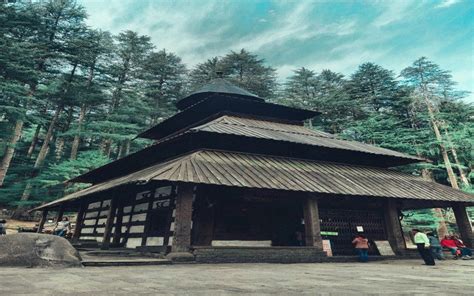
(0, 219, 6, 235)
(53, 217, 71, 237)
(427, 232, 444, 260)
(453, 235, 472, 260)
(352, 234, 369, 262)
(440, 235, 459, 259)
(412, 229, 435, 266)
(295, 230, 304, 246)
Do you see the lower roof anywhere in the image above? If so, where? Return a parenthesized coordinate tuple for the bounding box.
(34, 149, 474, 210)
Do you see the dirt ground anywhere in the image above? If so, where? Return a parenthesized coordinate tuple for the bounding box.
(1, 259, 473, 295)
(3, 219, 37, 235)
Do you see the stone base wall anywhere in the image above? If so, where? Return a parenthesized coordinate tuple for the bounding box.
(193, 246, 327, 263)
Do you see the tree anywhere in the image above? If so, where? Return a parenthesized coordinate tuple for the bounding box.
(142, 49, 187, 125)
(401, 57, 460, 189)
(0, 2, 41, 186)
(97, 30, 154, 157)
(189, 49, 277, 99)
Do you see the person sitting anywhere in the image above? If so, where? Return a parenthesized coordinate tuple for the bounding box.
(427, 232, 444, 260)
(440, 235, 459, 259)
(352, 234, 369, 262)
(53, 217, 71, 237)
(453, 235, 472, 260)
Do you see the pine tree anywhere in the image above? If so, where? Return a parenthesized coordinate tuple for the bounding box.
(142, 49, 187, 125)
(401, 57, 460, 189)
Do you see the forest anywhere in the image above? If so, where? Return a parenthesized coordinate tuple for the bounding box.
(0, 1, 472, 226)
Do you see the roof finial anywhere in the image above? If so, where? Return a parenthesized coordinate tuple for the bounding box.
(216, 71, 224, 78)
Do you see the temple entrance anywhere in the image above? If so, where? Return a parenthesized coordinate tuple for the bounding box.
(320, 208, 387, 256)
(196, 195, 304, 247)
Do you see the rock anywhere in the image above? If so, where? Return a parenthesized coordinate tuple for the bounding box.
(0, 233, 82, 267)
(165, 252, 195, 262)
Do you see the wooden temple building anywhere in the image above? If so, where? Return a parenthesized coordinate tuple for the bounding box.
(33, 78, 474, 263)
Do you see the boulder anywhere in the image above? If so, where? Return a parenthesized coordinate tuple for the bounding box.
(0, 233, 82, 267)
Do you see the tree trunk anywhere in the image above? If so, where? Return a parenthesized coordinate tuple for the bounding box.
(0, 120, 24, 186)
(34, 105, 62, 168)
(55, 137, 65, 160)
(116, 141, 123, 160)
(70, 103, 87, 160)
(433, 208, 448, 238)
(20, 105, 62, 202)
(26, 124, 41, 159)
(125, 139, 131, 156)
(424, 101, 459, 189)
(443, 128, 470, 187)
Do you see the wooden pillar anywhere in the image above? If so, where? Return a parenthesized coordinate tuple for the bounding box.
(171, 183, 194, 253)
(56, 205, 65, 222)
(383, 199, 406, 254)
(453, 204, 473, 248)
(112, 200, 124, 246)
(72, 202, 87, 242)
(37, 209, 48, 233)
(141, 195, 155, 246)
(101, 197, 118, 250)
(303, 197, 323, 250)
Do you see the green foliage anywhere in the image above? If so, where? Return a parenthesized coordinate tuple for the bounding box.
(189, 49, 277, 99)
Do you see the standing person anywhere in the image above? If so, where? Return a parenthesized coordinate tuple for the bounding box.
(53, 217, 71, 237)
(0, 219, 6, 235)
(352, 234, 369, 262)
(440, 235, 459, 259)
(453, 235, 472, 260)
(412, 229, 435, 266)
(427, 232, 444, 260)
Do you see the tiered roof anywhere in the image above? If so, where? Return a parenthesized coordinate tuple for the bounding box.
(34, 78, 474, 210)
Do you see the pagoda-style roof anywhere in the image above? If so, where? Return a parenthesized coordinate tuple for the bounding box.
(70, 114, 423, 184)
(33, 149, 474, 211)
(176, 78, 264, 110)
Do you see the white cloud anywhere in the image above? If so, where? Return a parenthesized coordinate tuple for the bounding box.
(436, 0, 461, 8)
(372, 0, 423, 28)
(233, 2, 356, 52)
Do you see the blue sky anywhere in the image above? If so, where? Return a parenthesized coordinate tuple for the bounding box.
(79, 0, 473, 102)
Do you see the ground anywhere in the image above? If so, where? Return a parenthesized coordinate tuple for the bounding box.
(1, 259, 473, 295)
(4, 219, 37, 235)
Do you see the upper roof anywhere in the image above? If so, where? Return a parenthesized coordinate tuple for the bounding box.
(176, 78, 265, 110)
(33, 149, 474, 210)
(138, 94, 319, 140)
(190, 115, 424, 162)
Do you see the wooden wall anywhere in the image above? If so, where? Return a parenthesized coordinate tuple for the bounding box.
(78, 183, 177, 249)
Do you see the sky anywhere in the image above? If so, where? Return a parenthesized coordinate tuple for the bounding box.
(79, 0, 474, 102)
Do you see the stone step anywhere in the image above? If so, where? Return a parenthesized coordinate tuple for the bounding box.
(81, 258, 172, 267)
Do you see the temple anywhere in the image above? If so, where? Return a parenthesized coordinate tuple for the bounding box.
(33, 78, 474, 263)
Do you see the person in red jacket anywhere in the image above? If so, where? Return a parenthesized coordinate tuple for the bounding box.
(453, 235, 472, 260)
(440, 235, 459, 259)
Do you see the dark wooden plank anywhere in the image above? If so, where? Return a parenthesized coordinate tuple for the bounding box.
(101, 197, 118, 250)
(112, 199, 124, 246)
(72, 202, 87, 242)
(141, 194, 155, 246)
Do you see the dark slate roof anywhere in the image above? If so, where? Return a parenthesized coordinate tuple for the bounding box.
(33, 149, 474, 210)
(190, 115, 424, 162)
(176, 78, 265, 110)
(138, 95, 319, 139)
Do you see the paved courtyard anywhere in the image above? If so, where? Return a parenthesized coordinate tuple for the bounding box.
(1, 259, 473, 295)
